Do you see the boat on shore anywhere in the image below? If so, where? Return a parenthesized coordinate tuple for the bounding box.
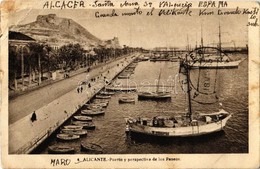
(60, 129, 88, 136)
(81, 142, 103, 154)
(48, 145, 75, 154)
(72, 121, 96, 130)
(56, 134, 80, 141)
(119, 97, 135, 103)
(81, 109, 105, 116)
(74, 116, 92, 121)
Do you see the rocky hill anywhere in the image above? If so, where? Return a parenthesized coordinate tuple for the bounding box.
(10, 14, 120, 49)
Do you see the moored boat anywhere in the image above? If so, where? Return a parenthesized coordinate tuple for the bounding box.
(126, 109, 232, 137)
(63, 125, 83, 130)
(119, 97, 135, 103)
(99, 91, 115, 95)
(105, 85, 137, 92)
(126, 56, 232, 137)
(73, 115, 92, 121)
(85, 102, 108, 108)
(138, 68, 172, 100)
(48, 145, 75, 154)
(138, 92, 171, 100)
(96, 95, 111, 99)
(60, 129, 88, 136)
(118, 74, 130, 79)
(72, 121, 96, 130)
(56, 134, 80, 141)
(81, 142, 103, 154)
(81, 109, 105, 116)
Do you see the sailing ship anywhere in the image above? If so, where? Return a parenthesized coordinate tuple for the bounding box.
(137, 69, 171, 100)
(125, 58, 232, 137)
(185, 24, 243, 69)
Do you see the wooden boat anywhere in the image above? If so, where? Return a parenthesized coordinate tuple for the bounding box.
(118, 74, 130, 79)
(85, 102, 108, 108)
(99, 91, 115, 95)
(61, 129, 88, 136)
(119, 97, 135, 103)
(126, 57, 232, 137)
(137, 69, 171, 100)
(126, 109, 232, 137)
(182, 25, 242, 69)
(138, 92, 171, 100)
(93, 99, 109, 104)
(81, 142, 103, 154)
(48, 145, 75, 154)
(105, 85, 137, 92)
(56, 134, 80, 141)
(186, 59, 242, 69)
(95, 95, 111, 99)
(73, 116, 92, 121)
(63, 125, 83, 130)
(72, 121, 96, 130)
(81, 109, 105, 116)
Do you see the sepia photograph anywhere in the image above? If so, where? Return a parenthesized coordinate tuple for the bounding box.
(1, 0, 259, 168)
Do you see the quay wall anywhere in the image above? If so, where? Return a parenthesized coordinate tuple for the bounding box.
(9, 53, 138, 154)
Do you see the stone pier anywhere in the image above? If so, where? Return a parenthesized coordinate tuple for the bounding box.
(9, 53, 138, 154)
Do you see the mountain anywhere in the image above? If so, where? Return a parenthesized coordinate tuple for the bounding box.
(10, 14, 120, 49)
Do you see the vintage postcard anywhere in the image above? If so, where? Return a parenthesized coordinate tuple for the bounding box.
(0, 0, 259, 168)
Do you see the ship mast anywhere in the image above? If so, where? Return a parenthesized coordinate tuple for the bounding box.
(156, 68, 162, 93)
(218, 23, 222, 59)
(185, 55, 192, 121)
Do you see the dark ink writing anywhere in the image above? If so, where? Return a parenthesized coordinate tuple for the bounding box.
(50, 159, 71, 166)
(43, 1, 85, 9)
(95, 9, 118, 18)
(92, 0, 114, 7)
(158, 7, 192, 16)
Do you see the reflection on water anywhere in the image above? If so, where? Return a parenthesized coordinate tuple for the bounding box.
(37, 56, 248, 154)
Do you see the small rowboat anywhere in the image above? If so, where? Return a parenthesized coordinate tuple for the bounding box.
(99, 91, 115, 95)
(84, 104, 103, 110)
(48, 145, 75, 154)
(96, 95, 111, 99)
(81, 109, 105, 116)
(85, 102, 108, 108)
(119, 97, 135, 103)
(56, 134, 80, 141)
(72, 121, 96, 130)
(81, 142, 103, 154)
(63, 125, 83, 130)
(93, 99, 109, 104)
(61, 129, 88, 136)
(74, 116, 92, 121)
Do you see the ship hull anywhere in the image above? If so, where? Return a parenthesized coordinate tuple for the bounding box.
(126, 114, 232, 137)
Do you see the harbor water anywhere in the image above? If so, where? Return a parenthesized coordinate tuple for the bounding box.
(37, 55, 248, 154)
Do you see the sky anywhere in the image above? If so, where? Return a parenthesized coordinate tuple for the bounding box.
(8, 9, 248, 49)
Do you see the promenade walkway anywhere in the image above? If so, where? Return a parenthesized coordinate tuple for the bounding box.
(9, 53, 137, 154)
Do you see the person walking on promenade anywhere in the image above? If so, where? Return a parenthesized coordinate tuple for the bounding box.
(31, 111, 37, 122)
(77, 87, 80, 93)
(80, 85, 83, 93)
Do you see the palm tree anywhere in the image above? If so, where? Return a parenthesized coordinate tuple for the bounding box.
(9, 45, 19, 90)
(28, 43, 45, 84)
